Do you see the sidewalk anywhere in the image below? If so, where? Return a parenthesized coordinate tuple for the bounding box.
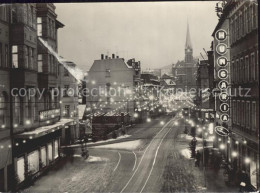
(194, 164, 238, 192)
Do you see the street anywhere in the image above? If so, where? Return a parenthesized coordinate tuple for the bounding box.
(24, 112, 226, 193)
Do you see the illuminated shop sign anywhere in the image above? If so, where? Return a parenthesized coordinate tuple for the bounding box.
(39, 109, 61, 121)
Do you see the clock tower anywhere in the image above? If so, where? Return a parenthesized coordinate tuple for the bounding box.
(185, 22, 193, 63)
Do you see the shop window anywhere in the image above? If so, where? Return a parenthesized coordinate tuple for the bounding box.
(28, 150, 39, 174)
(48, 143, 53, 162)
(12, 45, 18, 68)
(17, 157, 25, 182)
(40, 146, 47, 167)
(54, 140, 59, 159)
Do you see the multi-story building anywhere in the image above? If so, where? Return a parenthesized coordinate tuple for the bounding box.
(85, 54, 141, 117)
(59, 60, 79, 145)
(194, 50, 215, 122)
(0, 3, 79, 191)
(212, 0, 259, 189)
(0, 5, 11, 192)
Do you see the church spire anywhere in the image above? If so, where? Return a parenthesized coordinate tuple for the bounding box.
(185, 21, 192, 50)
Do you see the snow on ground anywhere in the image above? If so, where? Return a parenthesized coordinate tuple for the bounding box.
(65, 135, 132, 148)
(86, 156, 108, 163)
(178, 134, 214, 142)
(91, 140, 142, 151)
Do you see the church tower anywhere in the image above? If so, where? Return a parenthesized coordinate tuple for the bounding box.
(185, 22, 193, 63)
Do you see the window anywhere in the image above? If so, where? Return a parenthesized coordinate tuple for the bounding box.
(244, 8, 248, 34)
(236, 59, 239, 83)
(64, 105, 70, 117)
(4, 44, 8, 67)
(63, 85, 69, 97)
(231, 60, 235, 82)
(24, 46, 29, 69)
(251, 53, 255, 81)
(37, 17, 42, 36)
(246, 102, 249, 128)
(14, 96, 21, 125)
(257, 51, 259, 82)
(232, 100, 236, 124)
(245, 56, 249, 81)
(0, 43, 2, 67)
(252, 102, 256, 132)
(234, 100, 237, 124)
(241, 101, 245, 127)
(237, 100, 240, 125)
(247, 5, 251, 32)
(0, 93, 7, 127)
(28, 90, 35, 121)
(29, 47, 33, 69)
(37, 54, 43, 72)
(12, 45, 18, 68)
(241, 11, 244, 36)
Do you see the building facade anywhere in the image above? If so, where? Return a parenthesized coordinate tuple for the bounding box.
(212, 0, 259, 189)
(85, 54, 141, 117)
(0, 4, 79, 191)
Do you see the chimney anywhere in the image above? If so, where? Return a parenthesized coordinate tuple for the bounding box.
(105, 55, 108, 59)
(112, 54, 115, 59)
(101, 54, 104, 60)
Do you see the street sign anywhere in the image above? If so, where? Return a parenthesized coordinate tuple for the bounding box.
(215, 126, 229, 136)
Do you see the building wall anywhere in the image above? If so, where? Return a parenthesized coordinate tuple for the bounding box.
(0, 6, 12, 191)
(229, 1, 259, 189)
(86, 57, 140, 116)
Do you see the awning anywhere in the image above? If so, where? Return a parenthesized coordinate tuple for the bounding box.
(15, 119, 75, 139)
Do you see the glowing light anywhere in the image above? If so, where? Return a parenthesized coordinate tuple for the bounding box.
(232, 151, 238, 157)
(174, 121, 179, 126)
(29, 136, 33, 139)
(147, 118, 151, 122)
(8, 145, 11, 148)
(133, 113, 138, 118)
(160, 121, 165, 125)
(26, 120, 31, 125)
(1, 125, 5, 129)
(91, 80, 96, 84)
(245, 157, 251, 164)
(15, 143, 19, 146)
(59, 101, 62, 104)
(198, 128, 202, 132)
(243, 140, 247, 144)
(23, 140, 26, 143)
(235, 141, 239, 144)
(218, 138, 222, 141)
(219, 144, 225, 149)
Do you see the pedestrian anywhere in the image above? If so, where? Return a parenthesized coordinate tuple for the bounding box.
(195, 150, 201, 167)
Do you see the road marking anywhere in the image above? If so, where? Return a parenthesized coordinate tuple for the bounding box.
(120, 118, 174, 193)
(140, 126, 172, 193)
(132, 151, 137, 171)
(113, 152, 121, 172)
